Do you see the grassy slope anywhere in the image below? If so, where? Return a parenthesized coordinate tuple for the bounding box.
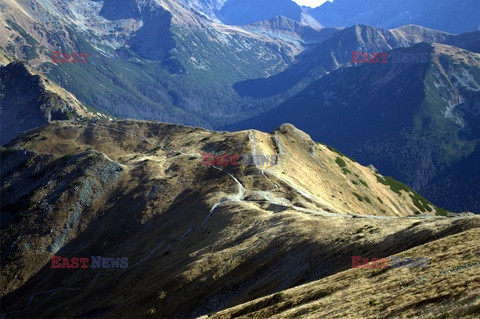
(1, 121, 469, 318)
(203, 226, 480, 319)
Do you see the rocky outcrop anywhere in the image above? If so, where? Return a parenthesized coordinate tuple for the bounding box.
(0, 62, 103, 145)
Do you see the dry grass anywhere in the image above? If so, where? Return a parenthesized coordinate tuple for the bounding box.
(1, 121, 478, 318)
(204, 228, 480, 319)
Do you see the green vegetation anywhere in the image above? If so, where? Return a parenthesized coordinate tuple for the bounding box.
(69, 181, 82, 189)
(20, 159, 34, 170)
(355, 225, 379, 235)
(352, 192, 364, 202)
(376, 174, 439, 213)
(435, 207, 449, 216)
(1, 147, 17, 156)
(431, 313, 450, 319)
(408, 221, 422, 229)
(23, 45, 39, 60)
(40, 20, 300, 129)
(6, 19, 39, 59)
(342, 168, 352, 175)
(410, 194, 433, 213)
(359, 179, 369, 188)
(377, 197, 384, 204)
(272, 292, 285, 302)
(327, 145, 356, 162)
(369, 299, 378, 305)
(65, 110, 77, 120)
(335, 157, 346, 168)
(6, 20, 39, 46)
(60, 154, 74, 162)
(352, 180, 358, 185)
(364, 196, 372, 204)
(376, 175, 410, 195)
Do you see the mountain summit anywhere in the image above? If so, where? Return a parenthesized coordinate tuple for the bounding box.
(310, 0, 480, 33)
(2, 120, 470, 318)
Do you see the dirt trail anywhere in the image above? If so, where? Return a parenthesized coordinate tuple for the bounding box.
(3, 123, 453, 317)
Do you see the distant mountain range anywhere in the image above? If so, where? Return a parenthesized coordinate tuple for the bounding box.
(309, 0, 480, 34)
(243, 16, 338, 45)
(1, 0, 479, 214)
(219, 0, 304, 25)
(2, 1, 480, 317)
(233, 24, 456, 99)
(0, 0, 324, 128)
(181, 0, 480, 34)
(228, 43, 480, 213)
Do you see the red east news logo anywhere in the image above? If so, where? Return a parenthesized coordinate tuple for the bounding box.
(351, 51, 429, 64)
(351, 256, 428, 269)
(51, 256, 128, 268)
(51, 51, 89, 64)
(351, 51, 389, 64)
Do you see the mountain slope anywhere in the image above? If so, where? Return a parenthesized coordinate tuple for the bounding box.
(233, 24, 451, 99)
(309, 0, 480, 34)
(243, 16, 338, 45)
(202, 226, 480, 318)
(1, 121, 466, 318)
(176, 0, 228, 22)
(229, 43, 480, 213)
(0, 0, 308, 128)
(0, 61, 106, 144)
(444, 31, 480, 54)
(218, 0, 320, 27)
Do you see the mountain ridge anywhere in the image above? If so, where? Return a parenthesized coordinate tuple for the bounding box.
(1, 120, 462, 318)
(227, 42, 480, 213)
(0, 61, 107, 144)
(233, 24, 453, 99)
(309, 0, 480, 34)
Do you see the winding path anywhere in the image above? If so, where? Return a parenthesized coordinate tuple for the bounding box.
(3, 122, 450, 317)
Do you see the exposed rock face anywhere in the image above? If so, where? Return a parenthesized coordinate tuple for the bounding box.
(0, 62, 103, 145)
(244, 16, 337, 45)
